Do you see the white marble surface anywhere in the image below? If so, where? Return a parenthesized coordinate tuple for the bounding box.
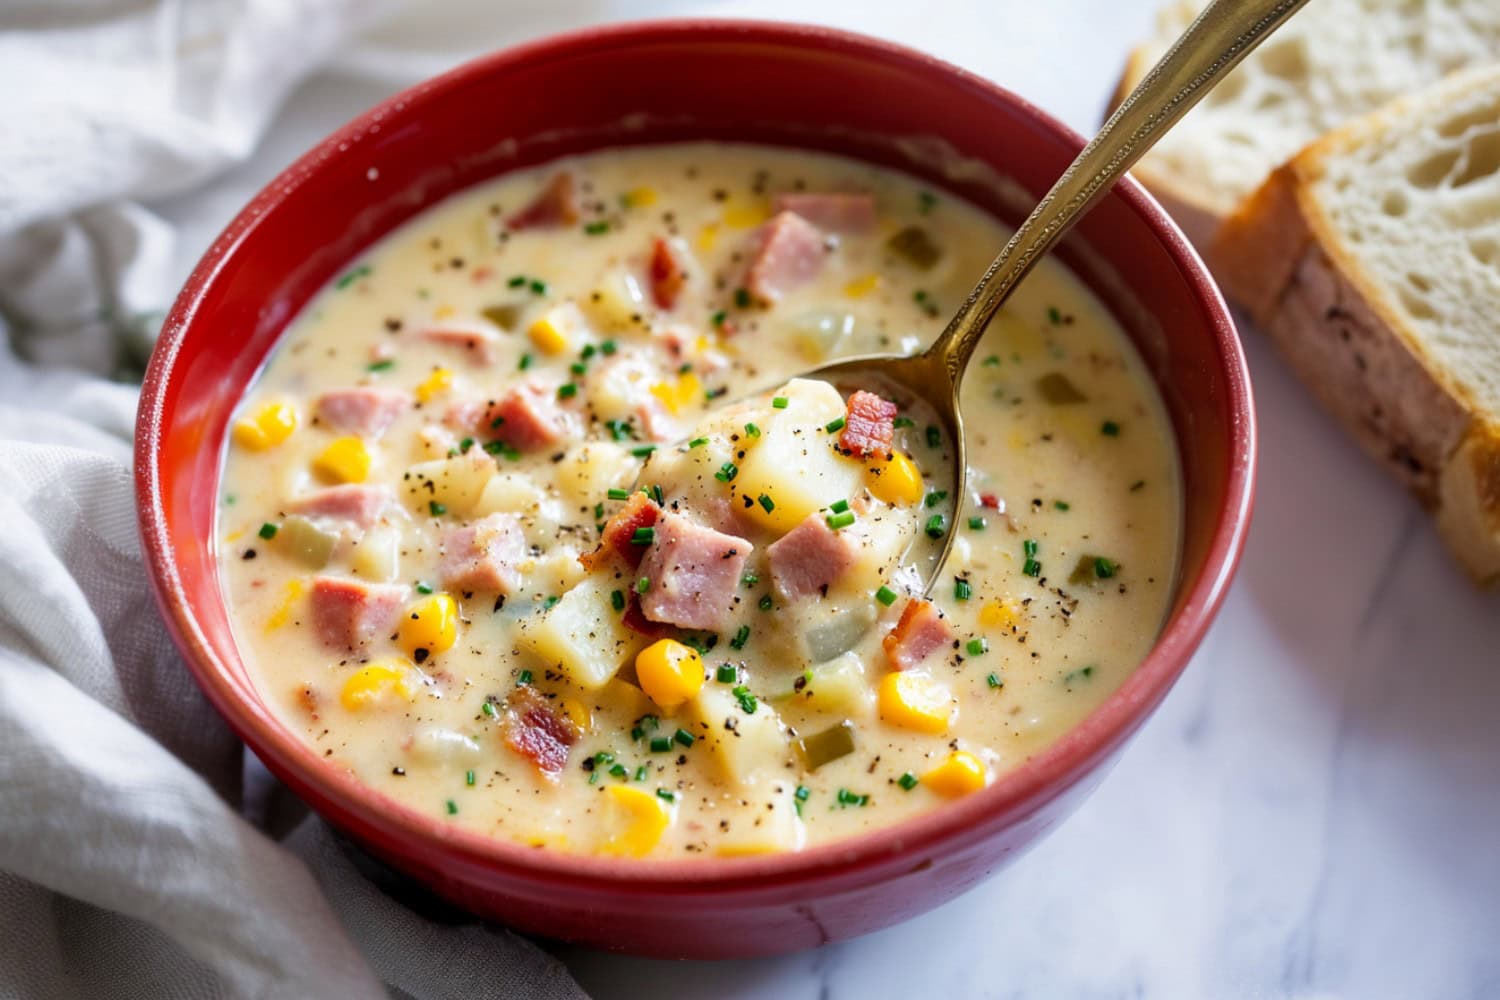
(153, 1, 1500, 996)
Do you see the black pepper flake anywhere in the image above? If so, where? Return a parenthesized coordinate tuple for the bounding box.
(242, 549, 257, 560)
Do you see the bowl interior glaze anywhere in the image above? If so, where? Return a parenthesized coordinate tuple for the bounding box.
(136, 19, 1253, 958)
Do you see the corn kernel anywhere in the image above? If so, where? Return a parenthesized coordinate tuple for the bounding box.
(635, 638, 705, 709)
(398, 593, 458, 659)
(415, 368, 454, 403)
(866, 451, 924, 506)
(528, 310, 571, 356)
(843, 274, 881, 299)
(979, 599, 1021, 630)
(696, 223, 720, 252)
(649, 372, 703, 415)
(878, 671, 955, 734)
(625, 186, 658, 208)
(264, 578, 306, 633)
(922, 750, 988, 797)
(722, 199, 770, 229)
(434, 304, 456, 320)
(559, 697, 592, 733)
(232, 401, 298, 451)
(598, 785, 671, 857)
(340, 662, 416, 711)
(313, 436, 371, 483)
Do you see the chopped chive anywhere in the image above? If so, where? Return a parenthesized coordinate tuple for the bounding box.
(650, 484, 665, 506)
(730, 625, 750, 650)
(687, 436, 709, 449)
(518, 353, 533, 371)
(611, 589, 625, 612)
(583, 220, 610, 235)
(609, 763, 628, 778)
(711, 309, 727, 327)
(445, 799, 458, 815)
(656, 788, 676, 802)
(987, 672, 1003, 689)
(731, 685, 758, 714)
(925, 515, 946, 538)
(634, 765, 648, 781)
(825, 416, 846, 433)
(968, 516, 986, 530)
(794, 784, 810, 816)
(981, 355, 1001, 367)
(674, 728, 695, 748)
(337, 264, 371, 289)
(1055, 500, 1071, 511)
(580, 343, 597, 359)
(481, 701, 496, 718)
(569, 362, 588, 377)
(465, 769, 476, 787)
(678, 362, 693, 375)
(758, 594, 773, 611)
(716, 663, 738, 683)
(826, 510, 856, 530)
(741, 573, 759, 587)
(257, 522, 278, 540)
(630, 444, 657, 457)
(704, 385, 728, 401)
(830, 498, 850, 514)
(715, 462, 738, 483)
(367, 359, 395, 373)
(925, 425, 941, 448)
(954, 578, 971, 601)
(636, 576, 650, 594)
(966, 638, 988, 656)
(918, 190, 938, 214)
(744, 422, 760, 438)
(1094, 557, 1118, 579)
(1101, 420, 1121, 437)
(557, 382, 578, 399)
(924, 490, 948, 508)
(898, 772, 918, 791)
(458, 436, 475, 453)
(607, 487, 631, 501)
(1022, 558, 1041, 578)
(428, 501, 447, 516)
(650, 736, 672, 753)
(771, 396, 788, 409)
(518, 669, 533, 684)
(529, 279, 548, 295)
(733, 287, 751, 308)
(630, 526, 655, 546)
(893, 416, 915, 429)
(757, 493, 776, 513)
(416, 581, 434, 595)
(601, 338, 618, 355)
(507, 275, 527, 288)
(1023, 538, 1039, 558)
(1047, 306, 1062, 325)
(875, 585, 898, 607)
(835, 788, 869, 807)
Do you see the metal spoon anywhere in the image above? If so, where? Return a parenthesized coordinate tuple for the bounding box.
(796, 0, 1310, 592)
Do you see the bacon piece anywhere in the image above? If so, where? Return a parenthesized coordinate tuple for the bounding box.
(979, 493, 1002, 510)
(420, 323, 500, 365)
(767, 512, 859, 600)
(439, 513, 527, 593)
(773, 192, 876, 233)
(314, 387, 410, 438)
(501, 685, 580, 775)
(309, 577, 407, 649)
(482, 381, 577, 451)
(506, 172, 579, 230)
(579, 492, 661, 572)
(648, 236, 691, 309)
(838, 390, 899, 458)
(637, 512, 753, 631)
(621, 593, 676, 640)
(746, 211, 825, 303)
(286, 484, 393, 528)
(882, 598, 954, 671)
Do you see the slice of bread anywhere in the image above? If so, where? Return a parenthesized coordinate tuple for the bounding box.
(1213, 64, 1500, 585)
(1112, 0, 1500, 246)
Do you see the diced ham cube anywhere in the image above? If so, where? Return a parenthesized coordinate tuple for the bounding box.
(746, 211, 826, 303)
(837, 390, 899, 458)
(773, 192, 876, 233)
(315, 387, 411, 439)
(648, 236, 691, 309)
(580, 492, 661, 572)
(882, 598, 954, 670)
(483, 381, 577, 451)
(636, 512, 753, 631)
(500, 685, 580, 775)
(439, 513, 527, 593)
(420, 323, 500, 365)
(767, 512, 859, 600)
(310, 577, 407, 649)
(506, 172, 579, 230)
(621, 593, 676, 641)
(286, 485, 394, 528)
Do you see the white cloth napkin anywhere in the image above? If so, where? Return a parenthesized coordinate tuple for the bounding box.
(0, 2, 587, 997)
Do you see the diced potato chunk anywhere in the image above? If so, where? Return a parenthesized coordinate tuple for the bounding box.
(402, 449, 495, 516)
(580, 270, 647, 332)
(351, 524, 399, 581)
(731, 379, 865, 534)
(800, 651, 874, 717)
(715, 783, 805, 856)
(589, 352, 657, 424)
(687, 683, 792, 787)
(556, 442, 634, 506)
(473, 470, 545, 516)
(517, 575, 646, 689)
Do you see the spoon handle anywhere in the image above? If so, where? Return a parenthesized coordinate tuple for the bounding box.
(926, 0, 1312, 379)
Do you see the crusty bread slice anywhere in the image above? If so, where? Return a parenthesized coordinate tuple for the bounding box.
(1112, 0, 1500, 247)
(1213, 64, 1500, 585)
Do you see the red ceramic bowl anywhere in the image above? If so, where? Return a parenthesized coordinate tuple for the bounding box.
(136, 19, 1254, 958)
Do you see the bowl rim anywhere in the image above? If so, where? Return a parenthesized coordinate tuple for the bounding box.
(136, 17, 1255, 895)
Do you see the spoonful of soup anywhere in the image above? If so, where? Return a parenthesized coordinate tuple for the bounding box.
(634, 0, 1308, 595)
